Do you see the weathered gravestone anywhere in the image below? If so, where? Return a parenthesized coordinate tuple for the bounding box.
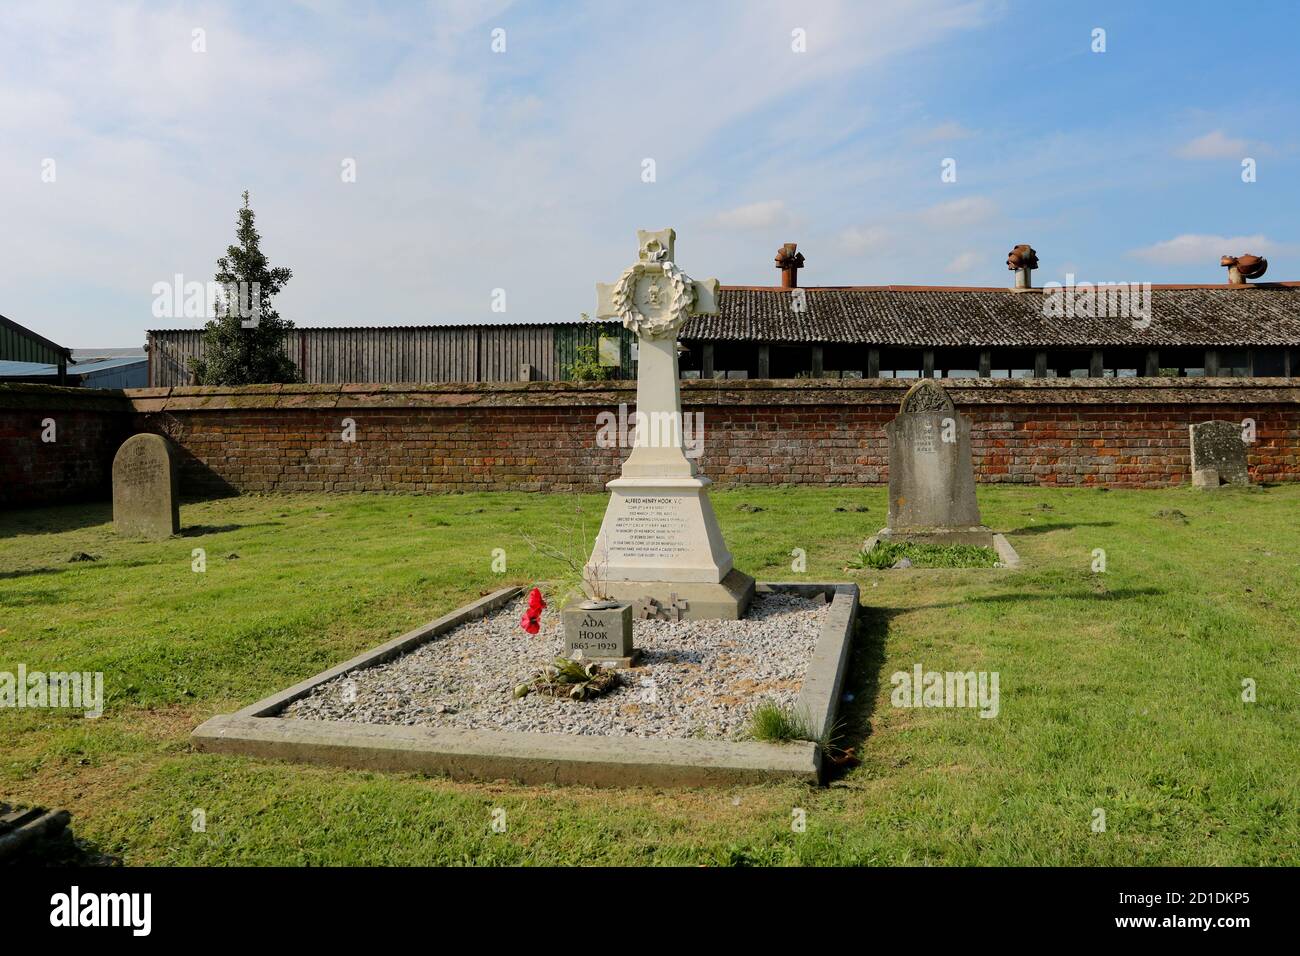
(583, 228, 754, 619)
(561, 602, 637, 666)
(1189, 420, 1250, 489)
(112, 434, 179, 539)
(879, 380, 992, 546)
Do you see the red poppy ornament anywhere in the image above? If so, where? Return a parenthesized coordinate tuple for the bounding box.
(520, 587, 547, 634)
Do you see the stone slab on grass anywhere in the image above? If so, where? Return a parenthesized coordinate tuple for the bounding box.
(192, 715, 821, 788)
(859, 533, 1020, 569)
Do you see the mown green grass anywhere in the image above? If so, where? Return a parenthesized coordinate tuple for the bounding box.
(1, 484, 1297, 865)
(851, 539, 1000, 569)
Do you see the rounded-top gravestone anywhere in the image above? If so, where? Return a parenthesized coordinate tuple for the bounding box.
(112, 434, 180, 539)
(883, 379, 990, 545)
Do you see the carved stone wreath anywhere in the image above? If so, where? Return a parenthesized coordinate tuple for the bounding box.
(611, 258, 696, 339)
(900, 379, 955, 414)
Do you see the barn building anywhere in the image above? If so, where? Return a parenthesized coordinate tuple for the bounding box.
(145, 245, 1300, 386)
(0, 314, 73, 385)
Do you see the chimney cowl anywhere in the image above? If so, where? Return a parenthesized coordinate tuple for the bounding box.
(1007, 244, 1038, 289)
(775, 242, 805, 288)
(1221, 253, 1267, 285)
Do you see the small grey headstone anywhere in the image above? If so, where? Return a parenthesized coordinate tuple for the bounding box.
(562, 603, 634, 661)
(1189, 421, 1249, 488)
(112, 434, 179, 540)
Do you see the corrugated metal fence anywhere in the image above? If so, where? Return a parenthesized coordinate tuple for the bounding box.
(147, 323, 637, 386)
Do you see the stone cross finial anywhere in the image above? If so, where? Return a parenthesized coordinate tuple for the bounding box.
(595, 228, 720, 340)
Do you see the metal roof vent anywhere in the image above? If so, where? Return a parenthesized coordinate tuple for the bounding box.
(775, 243, 805, 289)
(1007, 244, 1038, 290)
(1221, 254, 1267, 285)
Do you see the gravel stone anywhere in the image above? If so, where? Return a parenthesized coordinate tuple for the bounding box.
(284, 593, 827, 740)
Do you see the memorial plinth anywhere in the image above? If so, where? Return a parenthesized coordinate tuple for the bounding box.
(584, 229, 754, 620)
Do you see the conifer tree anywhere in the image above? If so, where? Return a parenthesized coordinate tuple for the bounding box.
(190, 191, 299, 384)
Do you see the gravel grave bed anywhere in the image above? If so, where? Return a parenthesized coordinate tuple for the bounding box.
(283, 592, 828, 740)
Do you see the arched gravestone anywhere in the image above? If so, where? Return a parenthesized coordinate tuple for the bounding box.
(112, 434, 180, 539)
(1189, 420, 1250, 489)
(881, 380, 992, 546)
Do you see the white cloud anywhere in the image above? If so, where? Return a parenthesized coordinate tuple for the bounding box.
(915, 121, 975, 143)
(945, 250, 980, 274)
(706, 200, 791, 231)
(1127, 234, 1280, 265)
(1176, 130, 1249, 159)
(917, 196, 997, 229)
(836, 225, 891, 255)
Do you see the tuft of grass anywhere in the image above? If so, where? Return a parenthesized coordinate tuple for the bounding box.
(850, 539, 999, 570)
(746, 700, 816, 743)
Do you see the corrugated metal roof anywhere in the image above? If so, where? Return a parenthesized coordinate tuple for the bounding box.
(0, 361, 55, 376)
(1, 356, 147, 377)
(681, 285, 1300, 347)
(72, 348, 147, 361)
(70, 357, 148, 373)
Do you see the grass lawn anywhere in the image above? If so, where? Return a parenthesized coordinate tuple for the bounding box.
(2, 484, 1297, 865)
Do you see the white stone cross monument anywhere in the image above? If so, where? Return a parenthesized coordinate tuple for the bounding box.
(584, 228, 754, 619)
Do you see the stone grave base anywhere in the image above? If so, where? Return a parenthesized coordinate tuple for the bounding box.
(582, 649, 642, 669)
(191, 582, 859, 788)
(863, 528, 1021, 568)
(875, 525, 996, 547)
(1192, 467, 1249, 490)
(1192, 467, 1220, 489)
(596, 568, 755, 621)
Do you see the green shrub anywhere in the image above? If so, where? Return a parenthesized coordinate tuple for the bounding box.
(567, 344, 609, 382)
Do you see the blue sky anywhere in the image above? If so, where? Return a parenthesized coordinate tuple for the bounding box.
(2, 0, 1297, 347)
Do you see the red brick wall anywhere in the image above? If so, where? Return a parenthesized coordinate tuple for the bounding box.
(967, 404, 1297, 486)
(2, 379, 1297, 506)
(130, 379, 1300, 494)
(0, 386, 131, 507)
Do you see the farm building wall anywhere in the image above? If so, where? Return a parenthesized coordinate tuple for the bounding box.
(146, 324, 638, 387)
